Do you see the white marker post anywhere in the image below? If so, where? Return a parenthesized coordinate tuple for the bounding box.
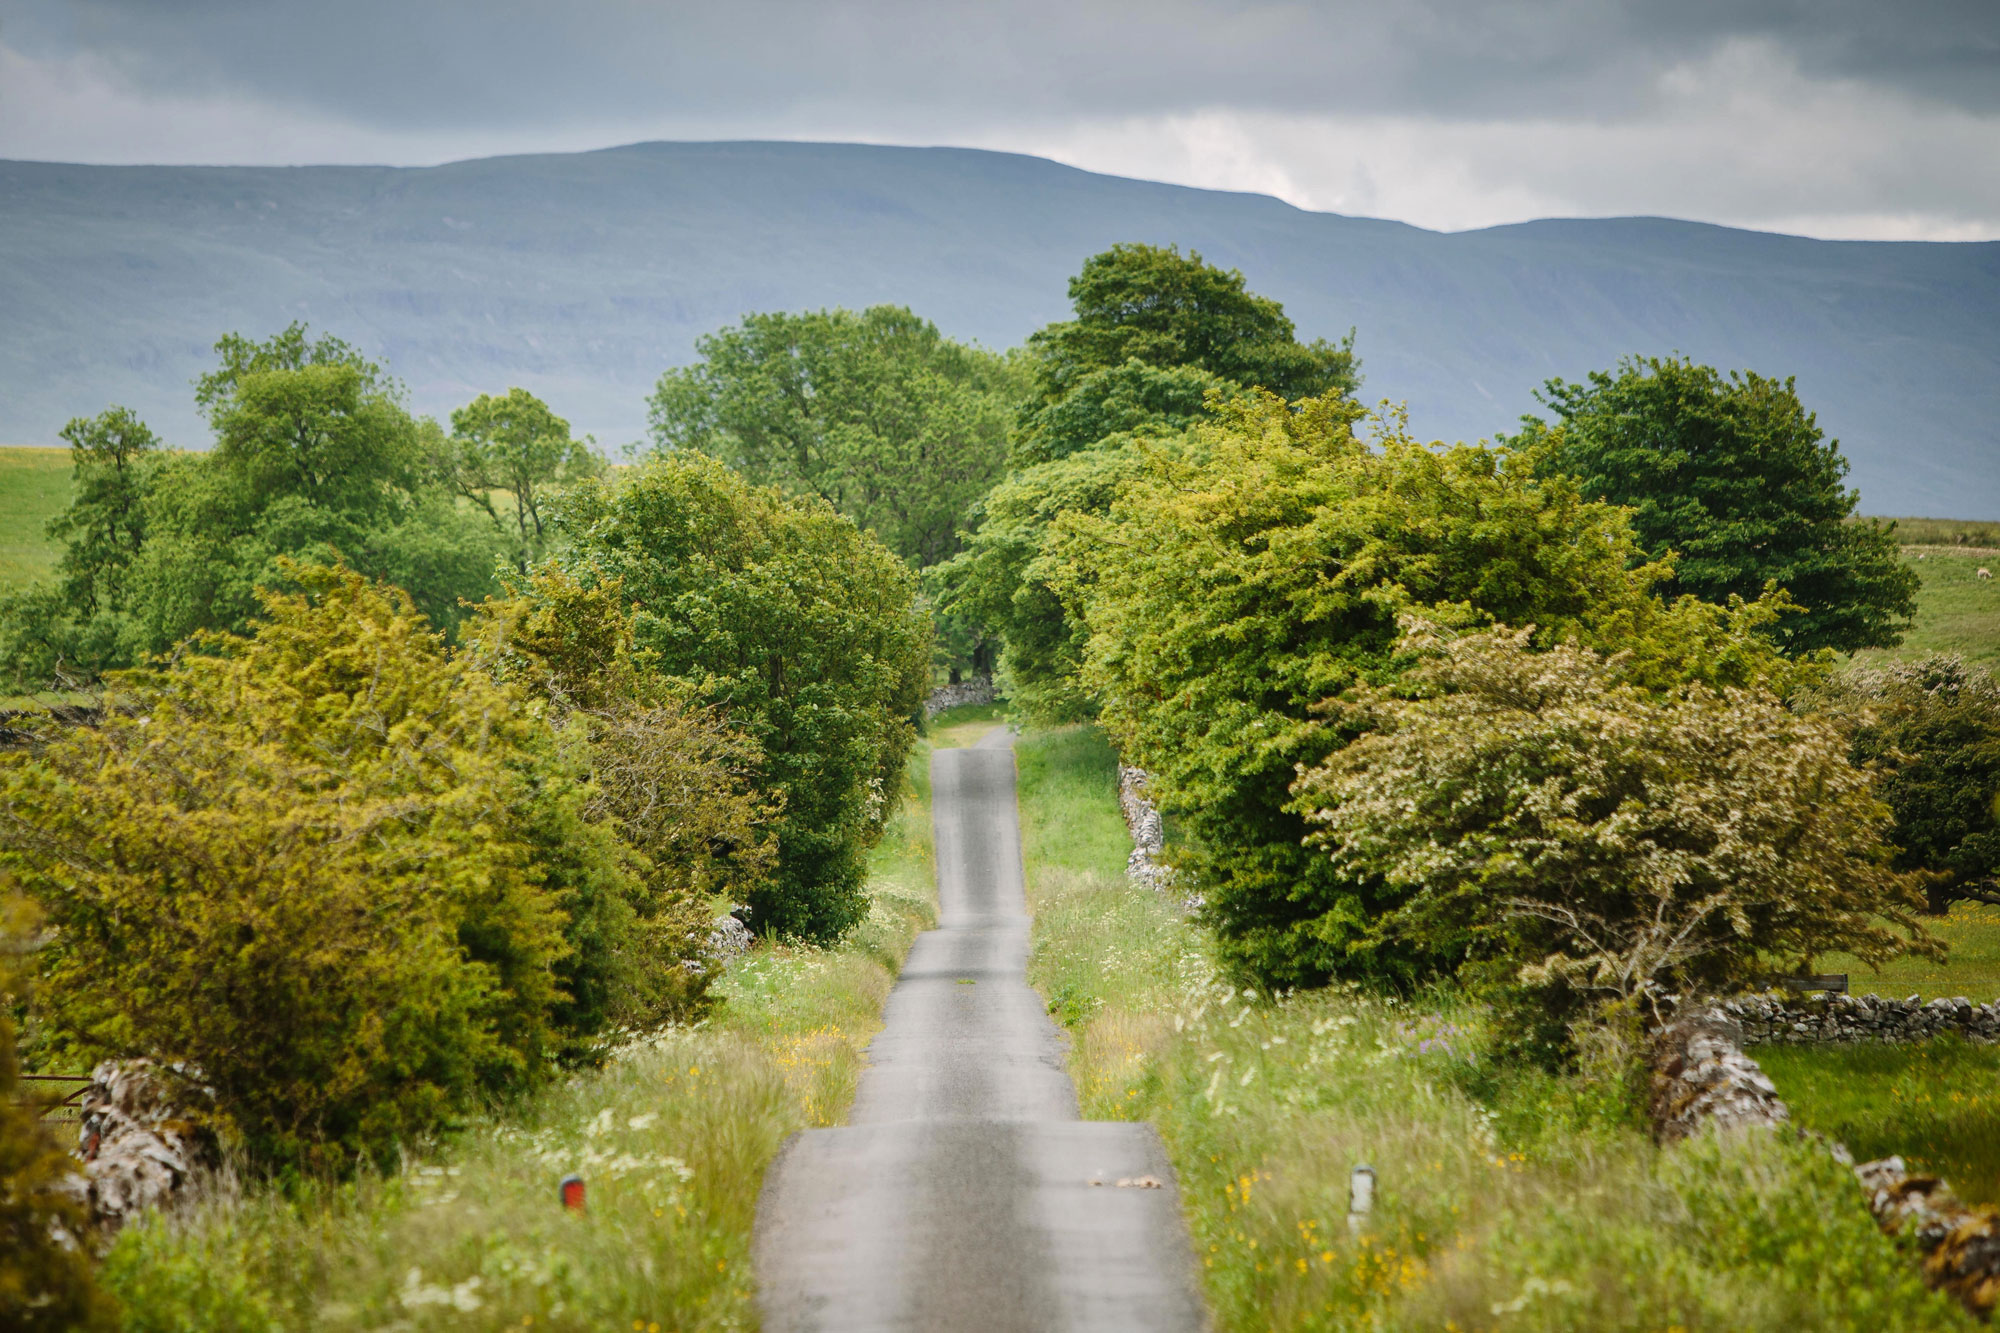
(1347, 1163, 1375, 1235)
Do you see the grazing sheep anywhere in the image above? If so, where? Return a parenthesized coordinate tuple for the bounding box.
(1981, 567, 1993, 580)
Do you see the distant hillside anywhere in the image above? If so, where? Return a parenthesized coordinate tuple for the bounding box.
(1, 140, 1996, 516)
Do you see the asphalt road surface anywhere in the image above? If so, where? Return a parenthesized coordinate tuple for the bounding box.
(754, 727, 1209, 1332)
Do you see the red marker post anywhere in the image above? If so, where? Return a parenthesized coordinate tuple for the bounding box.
(559, 1174, 586, 1212)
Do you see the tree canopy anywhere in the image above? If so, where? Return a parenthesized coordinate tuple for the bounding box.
(1054, 390, 1804, 989)
(1521, 356, 1917, 654)
(551, 452, 931, 942)
(0, 325, 510, 688)
(442, 387, 603, 564)
(648, 305, 1020, 572)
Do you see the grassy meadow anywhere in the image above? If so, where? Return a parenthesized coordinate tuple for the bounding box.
(0, 445, 68, 590)
(1013, 721, 1975, 1333)
(1854, 545, 2000, 669)
(97, 727, 952, 1331)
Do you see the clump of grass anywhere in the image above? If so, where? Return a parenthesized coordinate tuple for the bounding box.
(98, 745, 940, 1329)
(1017, 723, 1977, 1332)
(1759, 1035, 2000, 1206)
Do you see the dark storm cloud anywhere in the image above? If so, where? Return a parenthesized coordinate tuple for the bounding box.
(6, 0, 1996, 134)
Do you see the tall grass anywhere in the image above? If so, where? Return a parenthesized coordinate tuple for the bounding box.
(1013, 725, 1976, 1332)
(98, 746, 940, 1331)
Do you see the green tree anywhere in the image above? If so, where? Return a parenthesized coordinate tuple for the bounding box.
(1831, 656, 2000, 915)
(0, 569, 570, 1175)
(1057, 390, 1801, 989)
(552, 453, 931, 941)
(444, 388, 602, 562)
(1520, 356, 1917, 654)
(649, 306, 1019, 571)
(0, 407, 164, 686)
(941, 246, 1359, 715)
(1022, 243, 1357, 422)
(1293, 624, 1935, 1051)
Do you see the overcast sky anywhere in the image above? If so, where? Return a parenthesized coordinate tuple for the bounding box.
(2, 1, 1995, 239)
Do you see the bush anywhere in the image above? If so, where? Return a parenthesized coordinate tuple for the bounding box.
(0, 568, 570, 1176)
(552, 453, 930, 942)
(1055, 389, 1746, 988)
(1293, 623, 1937, 1035)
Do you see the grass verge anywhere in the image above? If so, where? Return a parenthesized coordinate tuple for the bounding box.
(1014, 723, 1976, 1332)
(97, 743, 940, 1331)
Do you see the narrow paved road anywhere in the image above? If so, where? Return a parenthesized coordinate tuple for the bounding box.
(754, 728, 1209, 1332)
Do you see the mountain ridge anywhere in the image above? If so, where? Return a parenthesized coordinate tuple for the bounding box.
(2, 139, 1994, 515)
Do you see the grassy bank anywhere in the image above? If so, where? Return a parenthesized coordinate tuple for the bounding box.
(1855, 546, 2000, 669)
(1014, 723, 1974, 1332)
(97, 738, 944, 1331)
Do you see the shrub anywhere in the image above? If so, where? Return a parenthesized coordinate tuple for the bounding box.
(1293, 623, 1937, 1038)
(0, 568, 569, 1176)
(552, 453, 930, 942)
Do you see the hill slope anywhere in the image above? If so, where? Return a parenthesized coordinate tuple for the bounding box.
(1, 140, 1995, 515)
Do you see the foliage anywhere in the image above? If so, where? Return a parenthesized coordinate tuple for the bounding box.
(929, 438, 1148, 721)
(1053, 390, 1770, 989)
(440, 387, 602, 565)
(552, 452, 931, 942)
(1761, 1035, 2000, 1208)
(1022, 243, 1358, 417)
(0, 892, 115, 1331)
(1292, 624, 1937, 1030)
(942, 245, 1360, 714)
(649, 305, 1019, 572)
(476, 565, 777, 1033)
(0, 326, 509, 690)
(96, 740, 941, 1332)
(0, 568, 572, 1176)
(1013, 725, 1970, 1332)
(1522, 356, 1918, 654)
(1826, 654, 2000, 915)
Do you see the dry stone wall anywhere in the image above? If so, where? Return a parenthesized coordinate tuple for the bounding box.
(1721, 991, 2000, 1046)
(923, 675, 996, 719)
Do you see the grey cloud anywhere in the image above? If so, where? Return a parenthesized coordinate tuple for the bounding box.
(6, 0, 1997, 133)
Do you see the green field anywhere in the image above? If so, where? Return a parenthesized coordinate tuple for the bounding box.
(1822, 902, 2000, 1003)
(1853, 545, 2000, 669)
(0, 446, 69, 591)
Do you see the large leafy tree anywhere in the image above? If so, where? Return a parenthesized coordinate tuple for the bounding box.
(1056, 390, 1804, 988)
(552, 453, 931, 942)
(1022, 243, 1358, 421)
(0, 326, 508, 689)
(1521, 356, 1917, 654)
(940, 245, 1359, 715)
(649, 306, 1019, 571)
(1295, 624, 1933, 1042)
